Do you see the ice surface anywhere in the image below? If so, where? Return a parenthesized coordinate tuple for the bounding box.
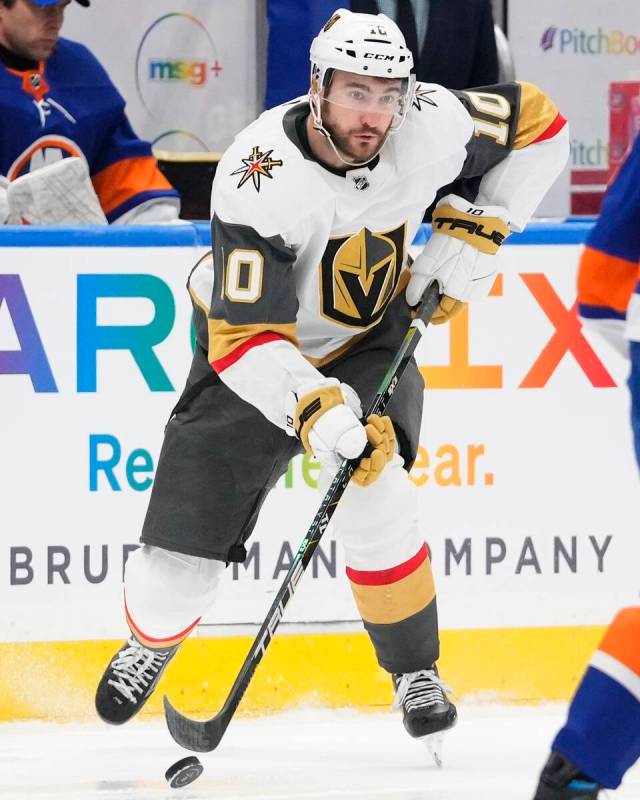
(2, 704, 639, 799)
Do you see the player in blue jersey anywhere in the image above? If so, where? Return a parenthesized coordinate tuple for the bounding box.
(533, 136, 640, 799)
(533, 609, 640, 799)
(577, 132, 640, 470)
(0, 0, 180, 224)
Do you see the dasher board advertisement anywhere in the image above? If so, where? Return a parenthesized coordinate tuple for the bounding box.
(1, 226, 638, 643)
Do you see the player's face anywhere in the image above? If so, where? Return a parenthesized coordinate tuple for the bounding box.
(0, 0, 71, 61)
(321, 70, 402, 163)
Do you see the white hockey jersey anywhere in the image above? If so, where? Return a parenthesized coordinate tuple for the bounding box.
(189, 80, 568, 429)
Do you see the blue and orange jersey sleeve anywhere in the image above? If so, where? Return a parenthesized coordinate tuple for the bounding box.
(90, 113, 179, 223)
(552, 607, 640, 789)
(577, 134, 640, 322)
(595, 607, 640, 680)
(631, 341, 640, 469)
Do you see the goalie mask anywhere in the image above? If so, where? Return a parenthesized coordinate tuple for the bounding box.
(309, 8, 415, 167)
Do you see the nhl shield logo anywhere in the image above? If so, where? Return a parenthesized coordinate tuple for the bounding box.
(353, 175, 370, 191)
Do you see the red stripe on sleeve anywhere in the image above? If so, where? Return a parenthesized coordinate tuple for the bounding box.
(211, 331, 287, 373)
(346, 543, 428, 586)
(531, 112, 567, 144)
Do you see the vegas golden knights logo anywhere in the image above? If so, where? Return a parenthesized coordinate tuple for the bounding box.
(320, 223, 406, 327)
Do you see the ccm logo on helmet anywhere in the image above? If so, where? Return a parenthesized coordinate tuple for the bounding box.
(364, 53, 395, 60)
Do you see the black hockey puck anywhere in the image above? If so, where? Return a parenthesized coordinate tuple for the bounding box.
(165, 755, 204, 788)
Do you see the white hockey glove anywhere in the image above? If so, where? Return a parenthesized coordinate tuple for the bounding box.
(285, 378, 395, 487)
(0, 174, 9, 224)
(6, 157, 107, 225)
(407, 194, 511, 324)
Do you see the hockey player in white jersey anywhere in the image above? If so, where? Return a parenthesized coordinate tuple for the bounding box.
(95, 8, 569, 757)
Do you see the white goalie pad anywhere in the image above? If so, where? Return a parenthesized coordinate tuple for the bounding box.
(6, 157, 107, 225)
(0, 174, 9, 224)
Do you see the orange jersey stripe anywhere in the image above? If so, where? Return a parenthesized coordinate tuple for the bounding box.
(598, 606, 640, 677)
(91, 156, 174, 215)
(9, 138, 82, 180)
(577, 245, 639, 314)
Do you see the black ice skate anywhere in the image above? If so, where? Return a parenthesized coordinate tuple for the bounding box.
(392, 667, 457, 767)
(95, 636, 179, 724)
(533, 752, 601, 800)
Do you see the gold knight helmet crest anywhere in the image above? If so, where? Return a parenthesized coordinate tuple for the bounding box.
(319, 225, 406, 327)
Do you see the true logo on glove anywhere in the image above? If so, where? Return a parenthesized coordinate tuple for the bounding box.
(432, 204, 510, 255)
(432, 216, 506, 249)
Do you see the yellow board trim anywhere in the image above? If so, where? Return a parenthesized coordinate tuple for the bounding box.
(0, 626, 604, 722)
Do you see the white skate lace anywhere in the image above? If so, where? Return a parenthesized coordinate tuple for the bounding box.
(107, 636, 171, 704)
(392, 669, 452, 713)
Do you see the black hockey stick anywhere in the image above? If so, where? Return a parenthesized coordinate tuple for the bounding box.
(163, 280, 442, 753)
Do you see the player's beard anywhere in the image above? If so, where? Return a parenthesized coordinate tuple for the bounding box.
(4, 30, 57, 61)
(322, 106, 391, 165)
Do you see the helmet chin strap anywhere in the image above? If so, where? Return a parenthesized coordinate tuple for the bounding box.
(309, 92, 390, 169)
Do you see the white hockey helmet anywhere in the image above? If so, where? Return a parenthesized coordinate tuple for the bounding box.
(310, 8, 414, 83)
(309, 9, 416, 164)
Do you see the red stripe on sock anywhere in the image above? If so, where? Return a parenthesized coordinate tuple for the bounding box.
(124, 596, 200, 646)
(212, 332, 286, 373)
(346, 543, 428, 586)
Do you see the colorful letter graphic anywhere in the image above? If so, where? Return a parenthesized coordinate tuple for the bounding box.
(519, 274, 615, 388)
(77, 274, 175, 392)
(0, 275, 57, 392)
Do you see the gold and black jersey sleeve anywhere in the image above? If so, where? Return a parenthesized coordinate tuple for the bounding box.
(450, 80, 566, 181)
(190, 214, 299, 371)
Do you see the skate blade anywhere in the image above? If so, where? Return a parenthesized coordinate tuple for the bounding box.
(420, 732, 444, 768)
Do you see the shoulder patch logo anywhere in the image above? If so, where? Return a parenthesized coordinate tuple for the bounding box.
(230, 146, 283, 192)
(412, 86, 438, 111)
